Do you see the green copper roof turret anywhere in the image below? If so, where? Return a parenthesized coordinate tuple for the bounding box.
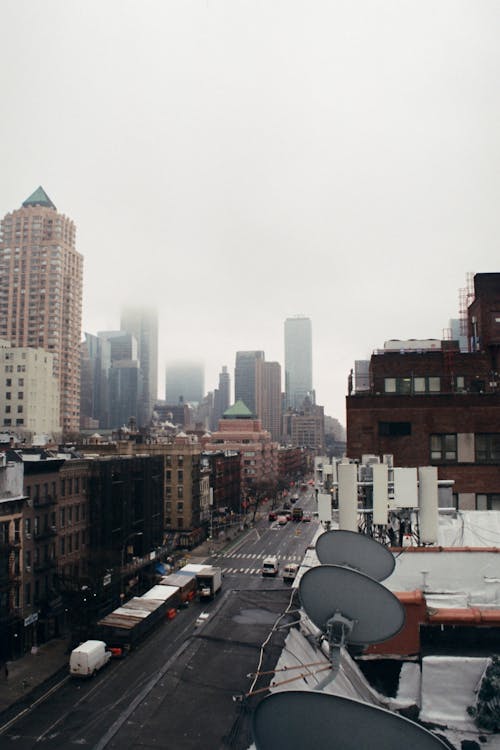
(22, 186, 56, 209)
(223, 400, 254, 418)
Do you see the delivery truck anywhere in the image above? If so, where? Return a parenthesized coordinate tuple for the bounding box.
(69, 640, 111, 678)
(196, 566, 222, 600)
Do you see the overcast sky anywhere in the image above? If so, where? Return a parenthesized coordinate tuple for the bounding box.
(1, 1, 499, 423)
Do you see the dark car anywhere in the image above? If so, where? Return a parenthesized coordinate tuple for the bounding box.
(268, 511, 277, 521)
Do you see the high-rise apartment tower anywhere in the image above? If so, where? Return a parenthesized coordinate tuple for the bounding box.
(284, 316, 313, 410)
(0, 187, 83, 434)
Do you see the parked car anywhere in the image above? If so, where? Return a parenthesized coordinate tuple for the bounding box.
(195, 612, 210, 627)
(268, 511, 277, 521)
(302, 512, 312, 522)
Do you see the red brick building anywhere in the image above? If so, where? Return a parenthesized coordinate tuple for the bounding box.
(347, 273, 500, 510)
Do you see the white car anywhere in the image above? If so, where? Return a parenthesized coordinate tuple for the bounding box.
(195, 612, 210, 627)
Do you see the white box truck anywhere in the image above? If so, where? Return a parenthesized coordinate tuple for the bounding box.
(69, 640, 111, 677)
(196, 566, 222, 600)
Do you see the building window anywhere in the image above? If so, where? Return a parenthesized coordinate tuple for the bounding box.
(475, 434, 500, 463)
(455, 376, 466, 392)
(385, 376, 441, 394)
(177, 455, 184, 467)
(476, 494, 500, 510)
(378, 422, 411, 437)
(430, 434, 457, 462)
(177, 470, 183, 483)
(177, 486, 184, 499)
(177, 502, 184, 512)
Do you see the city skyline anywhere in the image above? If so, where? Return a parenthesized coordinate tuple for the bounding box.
(2, 3, 500, 422)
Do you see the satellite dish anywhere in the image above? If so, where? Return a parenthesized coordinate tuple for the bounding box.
(299, 565, 404, 646)
(316, 529, 395, 581)
(252, 691, 449, 750)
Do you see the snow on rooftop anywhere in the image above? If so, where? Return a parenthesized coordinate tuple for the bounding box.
(420, 656, 489, 731)
(383, 549, 500, 608)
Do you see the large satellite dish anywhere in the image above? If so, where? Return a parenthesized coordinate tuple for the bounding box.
(252, 691, 449, 750)
(316, 529, 395, 581)
(299, 564, 404, 645)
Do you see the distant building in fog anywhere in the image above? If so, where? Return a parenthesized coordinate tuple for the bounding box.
(165, 361, 204, 404)
(284, 316, 313, 410)
(98, 331, 141, 429)
(121, 307, 158, 427)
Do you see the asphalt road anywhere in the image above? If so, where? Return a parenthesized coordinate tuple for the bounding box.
(0, 490, 320, 749)
(211, 490, 319, 585)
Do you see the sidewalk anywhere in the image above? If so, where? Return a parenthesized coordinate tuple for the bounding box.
(0, 635, 71, 718)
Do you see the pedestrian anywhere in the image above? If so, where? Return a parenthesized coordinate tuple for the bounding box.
(4, 662, 8, 679)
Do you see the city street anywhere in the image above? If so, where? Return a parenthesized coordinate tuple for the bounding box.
(0, 492, 320, 749)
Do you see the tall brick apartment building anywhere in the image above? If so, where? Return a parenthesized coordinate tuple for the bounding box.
(347, 273, 500, 511)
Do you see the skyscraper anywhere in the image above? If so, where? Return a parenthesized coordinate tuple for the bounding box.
(212, 365, 231, 431)
(120, 307, 158, 427)
(0, 187, 83, 434)
(234, 351, 265, 414)
(259, 361, 282, 442)
(98, 330, 141, 429)
(284, 316, 313, 410)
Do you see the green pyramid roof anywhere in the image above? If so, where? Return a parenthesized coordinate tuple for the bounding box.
(22, 186, 56, 210)
(223, 400, 254, 418)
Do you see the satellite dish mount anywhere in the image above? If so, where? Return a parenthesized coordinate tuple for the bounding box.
(316, 610, 355, 690)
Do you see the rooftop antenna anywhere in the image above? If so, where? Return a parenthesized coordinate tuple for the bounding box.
(315, 529, 395, 581)
(252, 691, 449, 749)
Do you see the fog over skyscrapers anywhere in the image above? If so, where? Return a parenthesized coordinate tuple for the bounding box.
(165, 361, 205, 404)
(121, 307, 158, 427)
(284, 316, 313, 410)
